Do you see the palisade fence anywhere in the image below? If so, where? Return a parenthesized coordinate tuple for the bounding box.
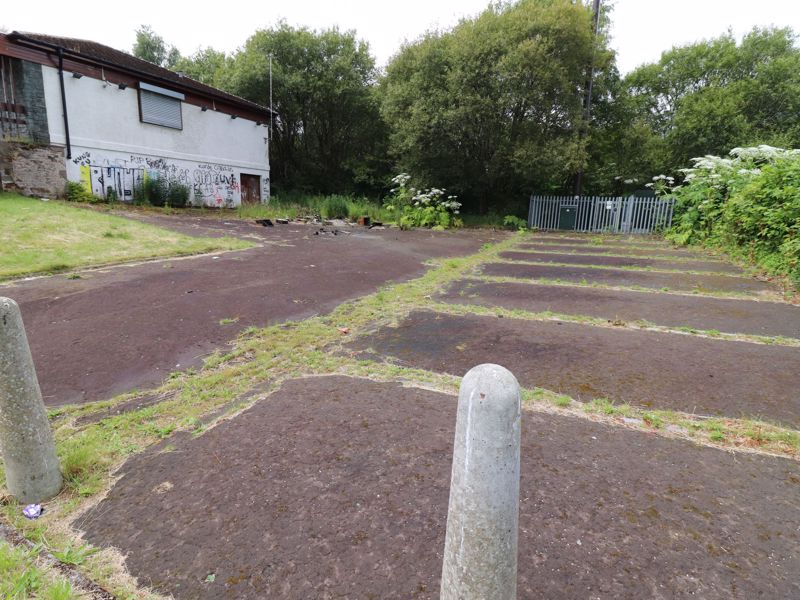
(528, 194, 675, 234)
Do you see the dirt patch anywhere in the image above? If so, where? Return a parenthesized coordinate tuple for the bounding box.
(517, 243, 721, 259)
(2, 221, 501, 405)
(440, 280, 800, 338)
(78, 376, 800, 599)
(500, 251, 743, 274)
(481, 262, 774, 295)
(346, 311, 800, 425)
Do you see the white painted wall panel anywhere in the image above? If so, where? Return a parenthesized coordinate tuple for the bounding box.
(42, 65, 270, 206)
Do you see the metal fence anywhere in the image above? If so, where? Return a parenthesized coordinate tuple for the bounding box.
(528, 195, 675, 234)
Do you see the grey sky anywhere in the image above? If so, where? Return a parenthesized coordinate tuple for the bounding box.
(4, 1, 799, 74)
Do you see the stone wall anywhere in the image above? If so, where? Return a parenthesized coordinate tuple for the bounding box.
(0, 142, 67, 197)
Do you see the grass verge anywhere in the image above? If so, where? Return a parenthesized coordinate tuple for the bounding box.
(0, 193, 253, 280)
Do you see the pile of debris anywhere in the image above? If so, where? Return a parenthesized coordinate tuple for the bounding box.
(255, 216, 385, 230)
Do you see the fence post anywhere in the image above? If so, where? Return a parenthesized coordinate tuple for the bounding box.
(440, 364, 521, 600)
(0, 297, 62, 503)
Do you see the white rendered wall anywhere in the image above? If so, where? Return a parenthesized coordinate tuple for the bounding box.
(43, 65, 270, 206)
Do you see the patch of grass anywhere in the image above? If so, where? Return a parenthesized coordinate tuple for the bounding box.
(219, 317, 240, 325)
(52, 542, 98, 566)
(235, 193, 393, 223)
(0, 541, 82, 599)
(0, 193, 253, 280)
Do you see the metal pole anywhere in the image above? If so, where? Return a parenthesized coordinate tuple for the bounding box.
(57, 48, 72, 160)
(574, 0, 602, 197)
(269, 53, 273, 141)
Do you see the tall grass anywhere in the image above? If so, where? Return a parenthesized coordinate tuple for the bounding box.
(236, 194, 393, 223)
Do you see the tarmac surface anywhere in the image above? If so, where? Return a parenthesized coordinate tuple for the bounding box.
(1, 215, 498, 405)
(79, 376, 800, 600)
(19, 221, 794, 599)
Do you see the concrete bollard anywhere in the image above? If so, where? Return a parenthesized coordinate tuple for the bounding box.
(0, 297, 62, 503)
(441, 364, 521, 600)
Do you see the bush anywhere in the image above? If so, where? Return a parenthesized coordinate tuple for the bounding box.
(166, 182, 190, 208)
(321, 195, 350, 219)
(143, 177, 168, 207)
(669, 146, 800, 288)
(64, 181, 96, 203)
(503, 215, 527, 230)
(383, 173, 462, 230)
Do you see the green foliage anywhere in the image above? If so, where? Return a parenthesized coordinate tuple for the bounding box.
(621, 27, 800, 180)
(321, 195, 350, 219)
(503, 215, 527, 230)
(236, 193, 392, 223)
(381, 0, 608, 212)
(166, 182, 190, 208)
(222, 22, 388, 195)
(51, 543, 98, 566)
(64, 181, 96, 203)
(143, 177, 167, 207)
(669, 146, 800, 287)
(132, 25, 181, 68)
(383, 174, 462, 229)
(140, 178, 190, 208)
(0, 541, 79, 599)
(105, 186, 119, 203)
(172, 47, 229, 85)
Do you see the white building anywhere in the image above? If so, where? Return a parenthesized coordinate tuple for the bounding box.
(0, 31, 270, 206)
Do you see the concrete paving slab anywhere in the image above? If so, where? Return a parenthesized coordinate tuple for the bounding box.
(346, 311, 800, 425)
(481, 262, 774, 296)
(78, 376, 800, 599)
(500, 251, 743, 274)
(440, 280, 800, 338)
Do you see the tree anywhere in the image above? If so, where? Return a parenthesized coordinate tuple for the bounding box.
(623, 27, 800, 177)
(132, 25, 181, 69)
(223, 23, 388, 195)
(381, 0, 609, 214)
(172, 48, 229, 85)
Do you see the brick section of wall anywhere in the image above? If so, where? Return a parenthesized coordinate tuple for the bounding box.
(0, 142, 66, 197)
(16, 60, 50, 144)
(1, 57, 50, 144)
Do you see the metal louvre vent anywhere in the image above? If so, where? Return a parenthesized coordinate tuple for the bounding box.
(140, 89, 182, 129)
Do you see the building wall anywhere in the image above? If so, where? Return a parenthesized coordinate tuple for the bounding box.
(0, 143, 66, 197)
(0, 56, 63, 196)
(42, 65, 270, 206)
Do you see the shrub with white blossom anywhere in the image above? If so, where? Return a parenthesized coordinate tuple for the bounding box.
(669, 145, 800, 287)
(384, 173, 463, 230)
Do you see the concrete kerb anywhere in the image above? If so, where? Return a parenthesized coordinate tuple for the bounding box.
(0, 297, 62, 503)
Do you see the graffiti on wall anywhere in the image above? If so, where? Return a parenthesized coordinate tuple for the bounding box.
(72, 151, 254, 206)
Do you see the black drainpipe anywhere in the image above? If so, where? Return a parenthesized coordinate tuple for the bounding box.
(56, 47, 72, 159)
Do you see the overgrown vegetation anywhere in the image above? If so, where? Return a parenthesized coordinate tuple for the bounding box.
(668, 146, 800, 288)
(236, 193, 392, 223)
(132, 8, 800, 216)
(0, 192, 252, 280)
(383, 174, 462, 230)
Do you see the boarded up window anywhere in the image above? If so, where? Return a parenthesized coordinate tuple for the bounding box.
(139, 83, 184, 129)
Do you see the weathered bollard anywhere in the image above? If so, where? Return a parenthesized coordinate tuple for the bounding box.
(441, 364, 521, 600)
(0, 297, 62, 503)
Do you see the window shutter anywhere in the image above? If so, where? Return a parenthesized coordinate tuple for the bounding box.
(140, 89, 182, 129)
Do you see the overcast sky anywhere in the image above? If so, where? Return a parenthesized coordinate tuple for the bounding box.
(3, 0, 799, 74)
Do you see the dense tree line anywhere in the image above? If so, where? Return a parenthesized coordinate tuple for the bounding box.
(132, 2, 800, 214)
